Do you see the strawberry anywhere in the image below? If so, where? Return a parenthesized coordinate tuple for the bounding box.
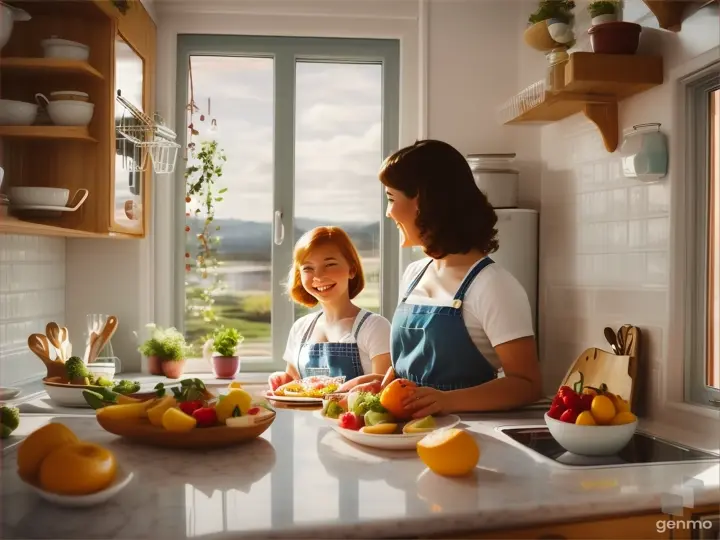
(192, 406, 217, 428)
(559, 409, 578, 424)
(548, 404, 564, 419)
(247, 407, 260, 415)
(338, 412, 364, 431)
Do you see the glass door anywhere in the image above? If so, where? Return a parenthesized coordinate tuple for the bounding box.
(176, 36, 400, 371)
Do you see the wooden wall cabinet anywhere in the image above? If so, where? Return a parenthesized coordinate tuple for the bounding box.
(0, 0, 157, 239)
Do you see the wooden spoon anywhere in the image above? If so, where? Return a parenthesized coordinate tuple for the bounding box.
(59, 326, 71, 360)
(45, 322, 62, 361)
(88, 315, 119, 363)
(28, 334, 66, 380)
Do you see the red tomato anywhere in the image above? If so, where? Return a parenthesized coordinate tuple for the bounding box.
(558, 385, 574, 396)
(551, 394, 565, 408)
(547, 404, 564, 420)
(559, 409, 578, 424)
(562, 392, 582, 412)
(579, 394, 593, 411)
(338, 412, 364, 431)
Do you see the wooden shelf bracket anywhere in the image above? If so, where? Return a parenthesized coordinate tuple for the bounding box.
(583, 101, 619, 153)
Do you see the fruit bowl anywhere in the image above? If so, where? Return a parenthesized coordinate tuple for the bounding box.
(544, 413, 637, 456)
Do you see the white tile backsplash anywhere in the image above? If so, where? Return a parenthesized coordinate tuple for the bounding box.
(0, 235, 66, 386)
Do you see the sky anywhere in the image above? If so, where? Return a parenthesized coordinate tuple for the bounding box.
(186, 56, 384, 223)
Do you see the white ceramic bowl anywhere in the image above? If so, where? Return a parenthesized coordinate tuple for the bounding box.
(47, 100, 94, 126)
(86, 362, 116, 381)
(43, 380, 91, 407)
(41, 37, 89, 61)
(21, 466, 134, 508)
(9, 187, 69, 207)
(0, 99, 38, 125)
(545, 413, 637, 456)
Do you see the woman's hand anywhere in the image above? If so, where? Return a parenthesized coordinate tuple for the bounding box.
(350, 380, 383, 395)
(337, 373, 383, 393)
(402, 386, 453, 418)
(268, 371, 293, 391)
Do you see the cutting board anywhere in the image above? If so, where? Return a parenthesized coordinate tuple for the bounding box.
(559, 348, 637, 405)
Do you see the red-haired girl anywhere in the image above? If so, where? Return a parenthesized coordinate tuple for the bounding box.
(268, 226, 391, 390)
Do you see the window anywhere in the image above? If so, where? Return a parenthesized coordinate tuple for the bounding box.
(685, 63, 720, 407)
(175, 36, 400, 372)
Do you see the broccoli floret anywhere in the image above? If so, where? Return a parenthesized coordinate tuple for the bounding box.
(0, 406, 19, 438)
(95, 376, 114, 388)
(112, 380, 141, 395)
(65, 356, 89, 382)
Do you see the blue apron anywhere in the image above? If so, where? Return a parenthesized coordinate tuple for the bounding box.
(297, 310, 371, 380)
(390, 258, 498, 390)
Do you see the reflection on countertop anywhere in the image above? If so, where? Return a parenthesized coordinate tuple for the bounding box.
(1, 409, 718, 539)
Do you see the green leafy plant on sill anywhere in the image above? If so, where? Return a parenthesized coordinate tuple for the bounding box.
(588, 0, 620, 18)
(138, 324, 189, 361)
(528, 0, 576, 24)
(211, 326, 244, 357)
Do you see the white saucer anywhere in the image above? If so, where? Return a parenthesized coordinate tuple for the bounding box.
(265, 391, 323, 404)
(21, 467, 134, 507)
(0, 387, 22, 401)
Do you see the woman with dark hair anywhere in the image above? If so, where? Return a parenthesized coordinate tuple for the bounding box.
(375, 139, 541, 415)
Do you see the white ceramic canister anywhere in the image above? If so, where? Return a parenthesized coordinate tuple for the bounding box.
(466, 153, 519, 209)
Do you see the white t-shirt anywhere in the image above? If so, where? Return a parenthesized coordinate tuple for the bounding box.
(399, 257, 534, 370)
(283, 310, 391, 375)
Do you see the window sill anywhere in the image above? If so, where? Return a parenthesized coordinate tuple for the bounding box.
(663, 400, 720, 421)
(181, 357, 274, 378)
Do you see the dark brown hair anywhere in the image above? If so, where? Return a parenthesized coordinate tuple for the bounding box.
(287, 226, 365, 307)
(379, 139, 499, 258)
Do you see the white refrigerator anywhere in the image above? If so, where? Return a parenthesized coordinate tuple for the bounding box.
(492, 209, 539, 332)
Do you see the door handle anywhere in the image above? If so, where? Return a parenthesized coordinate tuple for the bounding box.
(274, 210, 284, 246)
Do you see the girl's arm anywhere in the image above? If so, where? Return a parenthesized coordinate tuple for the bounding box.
(336, 353, 391, 392)
(445, 336, 542, 411)
(268, 362, 300, 391)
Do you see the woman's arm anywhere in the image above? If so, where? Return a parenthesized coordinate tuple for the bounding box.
(336, 353, 390, 392)
(445, 336, 542, 411)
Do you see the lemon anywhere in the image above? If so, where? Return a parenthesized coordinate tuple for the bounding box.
(590, 395, 616, 425)
(417, 428, 479, 477)
(228, 381, 243, 389)
(610, 411, 637, 425)
(575, 411, 596, 425)
(17, 423, 79, 481)
(162, 407, 197, 432)
(147, 396, 177, 427)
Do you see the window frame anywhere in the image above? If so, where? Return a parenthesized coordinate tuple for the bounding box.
(174, 35, 400, 372)
(683, 60, 720, 408)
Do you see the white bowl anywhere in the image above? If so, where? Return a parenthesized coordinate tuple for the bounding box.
(41, 37, 89, 61)
(86, 362, 116, 381)
(9, 187, 69, 207)
(0, 99, 38, 125)
(21, 466, 133, 508)
(47, 100, 94, 126)
(545, 413, 637, 456)
(43, 380, 91, 407)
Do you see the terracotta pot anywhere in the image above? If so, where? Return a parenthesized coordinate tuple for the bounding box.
(161, 358, 186, 379)
(212, 356, 240, 379)
(146, 355, 163, 375)
(588, 21, 641, 54)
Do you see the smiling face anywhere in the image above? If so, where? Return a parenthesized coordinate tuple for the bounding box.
(385, 187, 421, 248)
(299, 243, 356, 305)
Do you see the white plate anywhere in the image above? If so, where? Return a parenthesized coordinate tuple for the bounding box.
(21, 467, 134, 508)
(264, 391, 323, 404)
(317, 411, 462, 450)
(0, 387, 22, 401)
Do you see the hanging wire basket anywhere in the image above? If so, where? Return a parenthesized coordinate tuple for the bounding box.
(116, 90, 181, 174)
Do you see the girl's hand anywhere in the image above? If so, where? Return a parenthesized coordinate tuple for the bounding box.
(268, 371, 293, 391)
(337, 373, 382, 393)
(402, 386, 452, 418)
(349, 380, 382, 395)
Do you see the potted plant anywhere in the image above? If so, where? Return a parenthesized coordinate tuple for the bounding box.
(588, 0, 620, 25)
(138, 324, 189, 379)
(203, 327, 244, 379)
(524, 0, 576, 52)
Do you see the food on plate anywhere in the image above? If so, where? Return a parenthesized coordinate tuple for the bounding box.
(162, 407, 197, 432)
(361, 423, 398, 435)
(111, 379, 141, 395)
(403, 415, 437, 434)
(228, 381, 243, 390)
(1, 405, 20, 438)
(379, 378, 417, 420)
(348, 391, 385, 416)
(322, 395, 347, 419)
(215, 389, 253, 422)
(364, 410, 394, 426)
(417, 428, 480, 477)
(272, 375, 344, 398)
(65, 356, 91, 385)
(96, 401, 154, 421)
(547, 378, 637, 426)
(339, 411, 365, 431)
(17, 423, 79, 480)
(147, 396, 177, 426)
(38, 442, 117, 495)
(226, 407, 274, 428)
(83, 387, 143, 409)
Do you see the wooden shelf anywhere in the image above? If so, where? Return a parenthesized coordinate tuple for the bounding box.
(503, 53, 663, 152)
(0, 126, 97, 142)
(0, 57, 104, 79)
(0, 217, 135, 239)
(642, 0, 717, 32)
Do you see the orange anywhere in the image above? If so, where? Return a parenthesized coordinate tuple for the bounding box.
(610, 411, 637, 425)
(162, 407, 197, 432)
(17, 423, 79, 481)
(590, 395, 616, 425)
(379, 378, 416, 420)
(39, 442, 117, 495)
(417, 428, 480, 477)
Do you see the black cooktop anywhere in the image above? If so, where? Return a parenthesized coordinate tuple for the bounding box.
(499, 426, 720, 467)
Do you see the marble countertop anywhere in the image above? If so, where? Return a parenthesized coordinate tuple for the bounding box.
(1, 405, 719, 539)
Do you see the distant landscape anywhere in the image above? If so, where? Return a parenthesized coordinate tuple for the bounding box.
(184, 217, 381, 357)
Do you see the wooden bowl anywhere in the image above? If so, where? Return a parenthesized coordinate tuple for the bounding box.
(96, 411, 276, 449)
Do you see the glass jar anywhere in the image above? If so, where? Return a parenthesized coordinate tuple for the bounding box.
(545, 48, 570, 93)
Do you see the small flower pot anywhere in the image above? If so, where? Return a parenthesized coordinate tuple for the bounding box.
(211, 356, 240, 379)
(161, 358, 186, 379)
(146, 355, 163, 375)
(591, 13, 617, 25)
(588, 21, 641, 55)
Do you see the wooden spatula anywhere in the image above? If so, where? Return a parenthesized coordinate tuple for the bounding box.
(28, 334, 66, 381)
(45, 322, 63, 361)
(88, 315, 119, 363)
